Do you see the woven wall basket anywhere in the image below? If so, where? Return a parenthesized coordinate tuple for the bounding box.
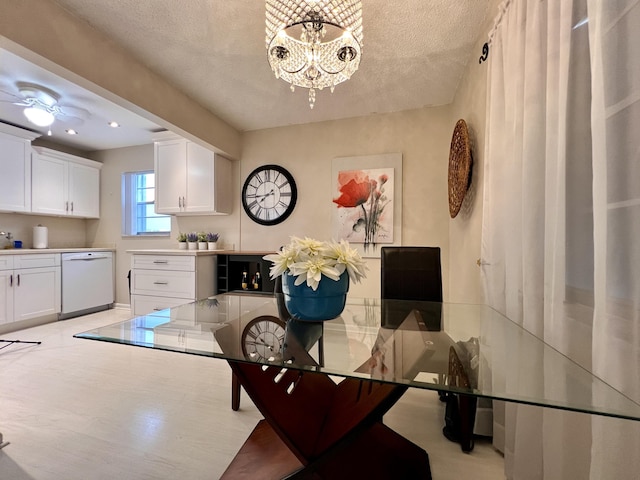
(448, 119, 473, 218)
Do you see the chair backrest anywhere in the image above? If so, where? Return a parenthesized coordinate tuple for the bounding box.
(381, 246, 443, 302)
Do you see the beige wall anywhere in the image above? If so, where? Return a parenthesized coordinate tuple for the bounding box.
(0, 0, 495, 307)
(88, 144, 160, 304)
(89, 144, 243, 305)
(0, 213, 87, 250)
(446, 26, 492, 304)
(0, 138, 96, 250)
(241, 107, 454, 299)
(91, 104, 457, 304)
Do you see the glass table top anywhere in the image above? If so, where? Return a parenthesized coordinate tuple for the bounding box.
(75, 294, 640, 422)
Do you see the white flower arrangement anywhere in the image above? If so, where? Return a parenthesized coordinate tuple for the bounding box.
(263, 237, 368, 291)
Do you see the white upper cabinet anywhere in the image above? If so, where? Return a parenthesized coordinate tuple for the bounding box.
(0, 124, 41, 213)
(154, 133, 232, 215)
(68, 161, 101, 217)
(31, 147, 101, 218)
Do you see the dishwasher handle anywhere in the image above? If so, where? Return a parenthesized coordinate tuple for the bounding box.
(68, 257, 109, 261)
(63, 253, 112, 261)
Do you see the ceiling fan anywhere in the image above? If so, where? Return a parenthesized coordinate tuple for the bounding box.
(0, 81, 90, 133)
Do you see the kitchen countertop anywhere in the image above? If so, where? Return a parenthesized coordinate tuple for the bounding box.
(0, 247, 115, 255)
(126, 249, 274, 256)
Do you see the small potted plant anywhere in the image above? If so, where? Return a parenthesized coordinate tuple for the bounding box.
(197, 232, 208, 250)
(177, 232, 188, 250)
(206, 232, 219, 250)
(186, 232, 198, 250)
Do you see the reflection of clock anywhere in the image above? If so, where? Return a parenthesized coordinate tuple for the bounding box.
(241, 315, 286, 362)
(242, 165, 297, 225)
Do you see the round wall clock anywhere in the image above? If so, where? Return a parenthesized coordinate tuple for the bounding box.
(242, 164, 298, 225)
(241, 315, 286, 362)
(448, 119, 473, 218)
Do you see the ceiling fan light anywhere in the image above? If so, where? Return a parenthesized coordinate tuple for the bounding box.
(23, 106, 55, 127)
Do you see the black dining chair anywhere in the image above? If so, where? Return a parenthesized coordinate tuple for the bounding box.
(380, 246, 443, 330)
(380, 246, 476, 452)
(381, 246, 443, 302)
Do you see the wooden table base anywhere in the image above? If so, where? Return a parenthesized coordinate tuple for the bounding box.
(223, 362, 432, 479)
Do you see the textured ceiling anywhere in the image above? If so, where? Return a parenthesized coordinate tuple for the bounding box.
(0, 1, 493, 150)
(50, 0, 492, 132)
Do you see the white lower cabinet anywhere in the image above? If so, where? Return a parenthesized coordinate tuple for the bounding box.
(130, 295, 188, 316)
(0, 254, 61, 326)
(129, 253, 216, 316)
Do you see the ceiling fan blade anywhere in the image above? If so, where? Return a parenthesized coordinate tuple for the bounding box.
(57, 104, 90, 121)
(0, 88, 23, 103)
(56, 114, 85, 127)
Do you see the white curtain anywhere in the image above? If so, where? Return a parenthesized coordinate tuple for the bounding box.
(482, 0, 640, 478)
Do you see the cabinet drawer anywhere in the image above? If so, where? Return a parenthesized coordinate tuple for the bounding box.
(130, 269, 196, 299)
(14, 254, 61, 269)
(130, 294, 190, 316)
(131, 254, 195, 271)
(0, 256, 14, 271)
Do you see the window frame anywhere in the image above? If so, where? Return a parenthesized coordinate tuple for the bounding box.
(121, 170, 171, 237)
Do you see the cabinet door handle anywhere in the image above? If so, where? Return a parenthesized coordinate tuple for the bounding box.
(65, 201, 69, 212)
(153, 307, 163, 311)
(153, 281, 169, 285)
(16, 274, 20, 286)
(9, 274, 13, 287)
(153, 260, 169, 264)
(178, 196, 182, 208)
(182, 196, 186, 209)
(71, 201, 74, 212)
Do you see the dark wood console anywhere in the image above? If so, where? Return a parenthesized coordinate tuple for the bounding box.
(216, 252, 276, 295)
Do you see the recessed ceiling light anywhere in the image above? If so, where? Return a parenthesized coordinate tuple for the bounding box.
(66, 129, 78, 135)
(108, 121, 120, 128)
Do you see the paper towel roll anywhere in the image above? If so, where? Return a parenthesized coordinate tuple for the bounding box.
(33, 225, 48, 249)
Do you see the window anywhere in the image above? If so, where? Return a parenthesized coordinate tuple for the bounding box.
(122, 171, 171, 236)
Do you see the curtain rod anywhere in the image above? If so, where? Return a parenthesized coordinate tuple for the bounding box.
(479, 0, 513, 64)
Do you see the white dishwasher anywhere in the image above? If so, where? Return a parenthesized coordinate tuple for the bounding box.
(61, 251, 114, 317)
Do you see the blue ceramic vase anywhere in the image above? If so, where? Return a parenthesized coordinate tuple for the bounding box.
(282, 272, 349, 321)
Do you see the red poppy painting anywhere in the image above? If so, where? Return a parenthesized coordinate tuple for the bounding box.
(333, 168, 394, 251)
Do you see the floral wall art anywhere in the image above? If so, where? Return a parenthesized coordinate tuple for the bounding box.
(331, 153, 403, 258)
(334, 168, 395, 243)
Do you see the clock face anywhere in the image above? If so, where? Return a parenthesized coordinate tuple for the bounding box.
(241, 316, 286, 362)
(242, 165, 297, 225)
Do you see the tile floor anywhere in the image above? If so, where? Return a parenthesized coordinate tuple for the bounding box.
(0, 308, 505, 479)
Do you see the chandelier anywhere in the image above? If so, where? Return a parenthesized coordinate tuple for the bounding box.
(265, 0, 363, 109)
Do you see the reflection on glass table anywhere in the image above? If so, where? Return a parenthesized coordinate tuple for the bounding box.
(75, 295, 640, 422)
(75, 294, 640, 479)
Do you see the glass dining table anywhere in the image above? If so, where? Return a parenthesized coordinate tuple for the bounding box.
(75, 293, 640, 479)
